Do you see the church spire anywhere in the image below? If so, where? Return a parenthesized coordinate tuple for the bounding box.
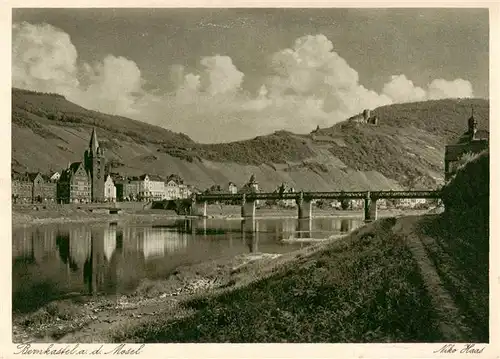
(468, 105, 478, 139)
(89, 127, 99, 154)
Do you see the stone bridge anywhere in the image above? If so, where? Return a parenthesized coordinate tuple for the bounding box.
(185, 190, 441, 222)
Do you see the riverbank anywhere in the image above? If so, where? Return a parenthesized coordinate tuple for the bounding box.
(12, 239, 327, 343)
(12, 204, 431, 228)
(13, 210, 482, 343)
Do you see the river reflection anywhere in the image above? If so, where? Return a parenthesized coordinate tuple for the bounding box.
(12, 217, 361, 313)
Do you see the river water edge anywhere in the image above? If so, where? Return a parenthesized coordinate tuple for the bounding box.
(12, 209, 432, 342)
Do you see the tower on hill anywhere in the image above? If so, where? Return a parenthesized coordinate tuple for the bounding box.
(444, 108, 489, 182)
(84, 128, 106, 202)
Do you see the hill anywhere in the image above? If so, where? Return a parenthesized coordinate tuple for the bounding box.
(11, 88, 489, 191)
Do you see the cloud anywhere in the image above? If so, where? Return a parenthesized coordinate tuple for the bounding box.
(12, 22, 79, 94)
(12, 25, 476, 143)
(382, 74, 473, 102)
(267, 34, 392, 118)
(12, 22, 147, 116)
(199, 55, 244, 95)
(382, 75, 427, 102)
(427, 78, 474, 99)
(75, 55, 144, 115)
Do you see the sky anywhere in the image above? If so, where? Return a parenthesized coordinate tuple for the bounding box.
(12, 8, 489, 143)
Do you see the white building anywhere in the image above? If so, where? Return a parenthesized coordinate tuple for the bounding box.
(277, 183, 296, 207)
(248, 175, 259, 192)
(377, 199, 388, 209)
(228, 182, 238, 194)
(104, 175, 117, 202)
(50, 172, 60, 182)
(398, 198, 427, 208)
(165, 179, 181, 200)
(179, 184, 192, 199)
(132, 174, 165, 201)
(351, 199, 364, 210)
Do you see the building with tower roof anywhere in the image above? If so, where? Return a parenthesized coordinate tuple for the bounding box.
(56, 128, 107, 203)
(444, 108, 489, 182)
(84, 128, 107, 202)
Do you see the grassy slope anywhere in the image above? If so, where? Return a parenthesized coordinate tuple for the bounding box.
(114, 219, 442, 343)
(12, 88, 489, 190)
(418, 151, 489, 340)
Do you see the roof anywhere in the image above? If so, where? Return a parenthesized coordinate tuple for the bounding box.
(475, 129, 489, 140)
(138, 173, 163, 181)
(12, 172, 30, 181)
(166, 179, 179, 185)
(69, 162, 83, 173)
(150, 174, 163, 181)
(456, 128, 490, 145)
(26, 172, 41, 182)
(89, 127, 99, 154)
(59, 162, 87, 182)
(445, 141, 489, 162)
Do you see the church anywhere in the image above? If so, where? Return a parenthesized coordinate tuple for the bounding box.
(444, 109, 489, 182)
(57, 128, 107, 203)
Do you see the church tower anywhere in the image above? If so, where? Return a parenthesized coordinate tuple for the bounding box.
(468, 106, 478, 140)
(84, 128, 106, 202)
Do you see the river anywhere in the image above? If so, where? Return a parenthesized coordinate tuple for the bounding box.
(12, 216, 362, 315)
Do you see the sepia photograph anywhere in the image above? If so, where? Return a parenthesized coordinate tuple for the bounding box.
(10, 7, 490, 347)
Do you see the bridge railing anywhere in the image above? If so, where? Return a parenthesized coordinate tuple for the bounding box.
(194, 190, 441, 202)
(372, 190, 442, 199)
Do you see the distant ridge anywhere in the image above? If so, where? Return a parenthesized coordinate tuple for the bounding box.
(11, 87, 489, 191)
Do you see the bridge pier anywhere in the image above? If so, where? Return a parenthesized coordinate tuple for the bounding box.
(241, 219, 258, 253)
(296, 193, 312, 220)
(190, 200, 207, 217)
(241, 195, 256, 220)
(364, 195, 378, 222)
(297, 218, 312, 239)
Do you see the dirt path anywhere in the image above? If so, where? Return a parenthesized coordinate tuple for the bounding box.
(394, 216, 472, 341)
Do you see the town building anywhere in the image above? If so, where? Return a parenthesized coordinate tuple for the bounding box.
(11, 172, 57, 204)
(397, 198, 427, 209)
(124, 181, 141, 201)
(57, 162, 91, 204)
(84, 128, 106, 202)
(350, 199, 364, 210)
(12, 172, 32, 203)
(104, 175, 117, 202)
(228, 182, 238, 194)
(444, 109, 489, 181)
(276, 183, 296, 207)
(50, 172, 61, 182)
(165, 179, 181, 200)
(178, 184, 192, 199)
(239, 174, 261, 205)
(54, 128, 110, 203)
(113, 176, 140, 201)
(30, 172, 57, 203)
(239, 175, 259, 194)
(131, 174, 165, 201)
